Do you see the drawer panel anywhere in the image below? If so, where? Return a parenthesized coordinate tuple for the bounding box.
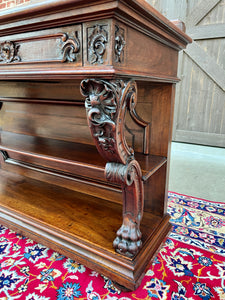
(0, 25, 82, 66)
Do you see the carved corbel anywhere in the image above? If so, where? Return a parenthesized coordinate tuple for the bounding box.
(80, 79, 140, 164)
(81, 79, 145, 258)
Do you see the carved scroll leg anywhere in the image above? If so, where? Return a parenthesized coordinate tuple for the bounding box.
(105, 160, 144, 258)
(80, 78, 144, 258)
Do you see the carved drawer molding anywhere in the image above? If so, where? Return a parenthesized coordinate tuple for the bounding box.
(0, 21, 126, 68)
(0, 26, 82, 65)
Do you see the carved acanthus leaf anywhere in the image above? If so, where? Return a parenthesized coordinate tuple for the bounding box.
(80, 79, 137, 164)
(0, 41, 21, 63)
(62, 31, 80, 62)
(88, 25, 108, 64)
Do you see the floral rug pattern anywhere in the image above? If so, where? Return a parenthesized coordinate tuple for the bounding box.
(168, 192, 225, 256)
(0, 192, 224, 300)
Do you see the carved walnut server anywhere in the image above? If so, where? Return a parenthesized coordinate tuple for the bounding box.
(0, 0, 191, 291)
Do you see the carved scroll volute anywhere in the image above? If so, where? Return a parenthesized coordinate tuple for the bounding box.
(117, 81, 137, 163)
(115, 25, 126, 63)
(61, 32, 80, 62)
(80, 79, 137, 165)
(105, 160, 144, 257)
(88, 25, 108, 64)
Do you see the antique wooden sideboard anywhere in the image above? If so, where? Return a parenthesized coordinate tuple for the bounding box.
(0, 0, 191, 290)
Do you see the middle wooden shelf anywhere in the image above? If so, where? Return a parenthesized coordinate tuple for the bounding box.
(0, 131, 167, 184)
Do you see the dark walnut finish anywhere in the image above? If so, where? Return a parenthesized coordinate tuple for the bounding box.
(0, 0, 191, 290)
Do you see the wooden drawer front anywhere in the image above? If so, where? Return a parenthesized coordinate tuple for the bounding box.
(0, 25, 82, 65)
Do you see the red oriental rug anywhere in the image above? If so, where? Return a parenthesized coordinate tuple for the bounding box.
(0, 192, 224, 300)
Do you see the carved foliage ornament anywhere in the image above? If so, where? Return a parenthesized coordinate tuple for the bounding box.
(88, 25, 108, 64)
(61, 31, 80, 62)
(80, 79, 137, 164)
(0, 41, 21, 63)
(115, 25, 126, 63)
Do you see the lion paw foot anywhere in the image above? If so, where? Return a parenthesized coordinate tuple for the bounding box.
(113, 221, 142, 257)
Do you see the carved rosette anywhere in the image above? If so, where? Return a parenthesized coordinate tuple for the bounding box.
(81, 79, 144, 258)
(0, 41, 21, 63)
(115, 25, 126, 63)
(88, 25, 108, 64)
(61, 32, 80, 62)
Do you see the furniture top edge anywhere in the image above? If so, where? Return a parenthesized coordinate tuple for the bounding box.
(122, 0, 192, 44)
(0, 0, 191, 47)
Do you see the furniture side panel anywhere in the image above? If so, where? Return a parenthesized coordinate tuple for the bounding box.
(149, 83, 174, 157)
(120, 24, 179, 78)
(144, 163, 167, 217)
(125, 82, 174, 158)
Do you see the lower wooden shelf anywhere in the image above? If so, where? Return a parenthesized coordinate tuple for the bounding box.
(0, 168, 171, 290)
